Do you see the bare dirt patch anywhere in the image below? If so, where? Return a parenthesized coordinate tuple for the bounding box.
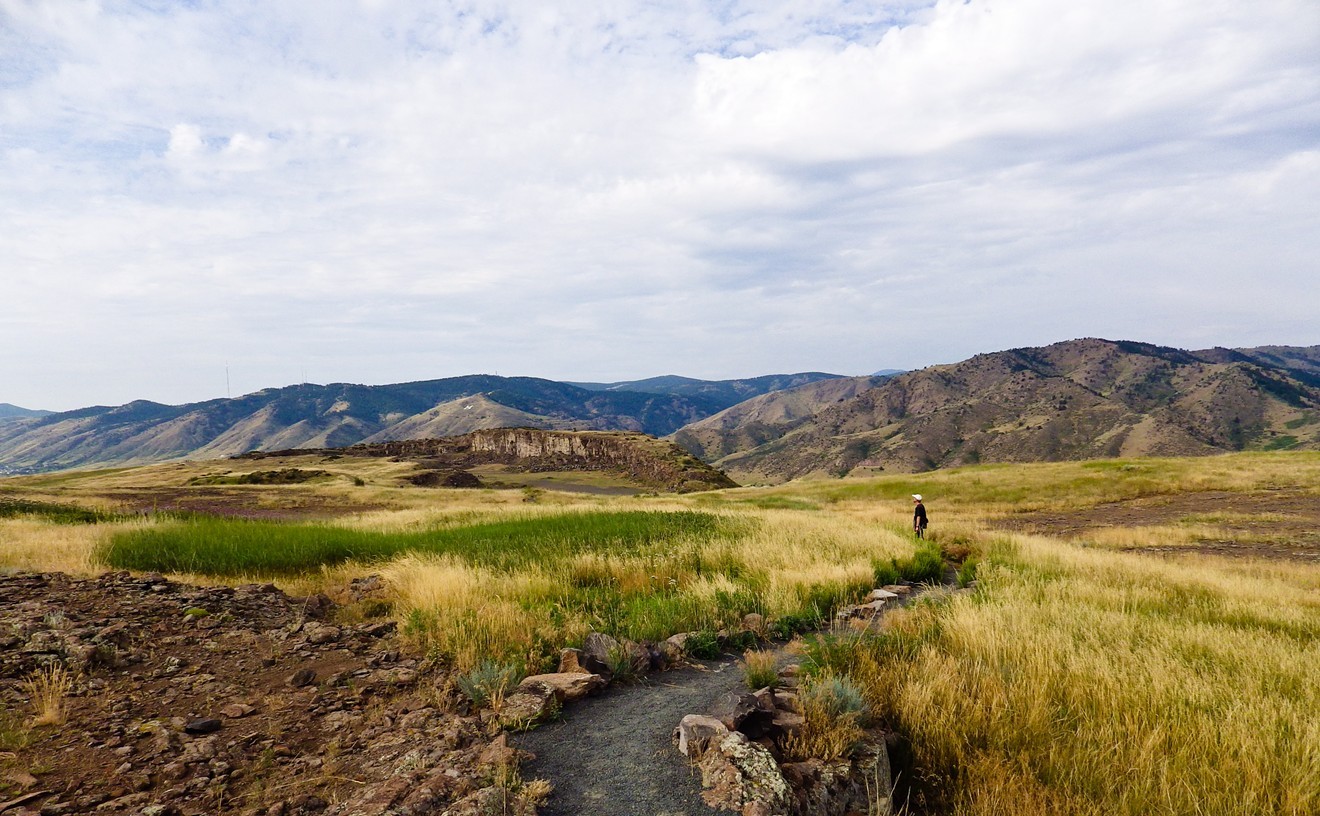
(0, 572, 531, 816)
(98, 488, 386, 520)
(992, 488, 1320, 562)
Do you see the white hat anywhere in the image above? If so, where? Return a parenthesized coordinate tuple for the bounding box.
(912, 494, 922, 501)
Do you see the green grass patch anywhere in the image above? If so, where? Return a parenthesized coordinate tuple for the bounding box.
(1261, 435, 1299, 451)
(735, 495, 821, 511)
(0, 497, 115, 524)
(101, 510, 730, 577)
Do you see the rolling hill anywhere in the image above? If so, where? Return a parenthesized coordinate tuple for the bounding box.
(672, 339, 1320, 482)
(0, 372, 841, 474)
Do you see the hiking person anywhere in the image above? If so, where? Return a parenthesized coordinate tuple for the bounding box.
(912, 494, 928, 538)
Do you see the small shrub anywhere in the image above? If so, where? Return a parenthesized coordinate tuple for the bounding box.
(352, 476, 366, 487)
(770, 610, 821, 640)
(782, 674, 867, 761)
(897, 541, 944, 584)
(872, 560, 901, 587)
(456, 660, 523, 711)
(742, 650, 779, 690)
(721, 629, 758, 652)
(805, 675, 867, 719)
(604, 644, 642, 684)
(957, 559, 979, 588)
(685, 629, 721, 659)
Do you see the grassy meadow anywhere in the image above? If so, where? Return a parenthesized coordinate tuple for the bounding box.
(2, 451, 1319, 814)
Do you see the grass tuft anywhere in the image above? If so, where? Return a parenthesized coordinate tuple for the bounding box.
(24, 663, 72, 726)
(742, 650, 779, 690)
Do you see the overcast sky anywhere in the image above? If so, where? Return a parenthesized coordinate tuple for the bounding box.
(3, 0, 1318, 411)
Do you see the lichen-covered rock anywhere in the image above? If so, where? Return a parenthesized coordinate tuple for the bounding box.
(697, 733, 791, 815)
(498, 681, 559, 728)
(519, 672, 606, 703)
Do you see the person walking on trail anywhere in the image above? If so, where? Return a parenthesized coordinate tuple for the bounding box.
(912, 494, 928, 538)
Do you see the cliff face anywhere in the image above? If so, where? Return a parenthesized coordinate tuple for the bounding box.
(245, 428, 739, 493)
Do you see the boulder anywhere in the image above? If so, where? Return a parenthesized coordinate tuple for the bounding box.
(580, 632, 620, 676)
(662, 632, 694, 661)
(498, 681, 558, 728)
(557, 648, 587, 674)
(673, 714, 729, 759)
(518, 672, 605, 703)
(711, 691, 774, 739)
(867, 588, 900, 602)
(697, 732, 791, 815)
(880, 584, 912, 596)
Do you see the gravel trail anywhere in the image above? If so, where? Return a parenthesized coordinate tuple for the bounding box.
(513, 657, 748, 816)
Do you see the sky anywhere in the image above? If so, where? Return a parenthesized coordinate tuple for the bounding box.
(3, 0, 1318, 412)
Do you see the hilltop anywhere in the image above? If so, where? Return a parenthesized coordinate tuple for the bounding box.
(675, 339, 1320, 481)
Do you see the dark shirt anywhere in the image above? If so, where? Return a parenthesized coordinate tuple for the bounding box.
(914, 502, 927, 527)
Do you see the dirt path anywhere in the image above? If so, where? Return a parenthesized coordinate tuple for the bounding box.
(513, 657, 748, 816)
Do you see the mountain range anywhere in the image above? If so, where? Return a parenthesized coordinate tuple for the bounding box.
(0, 373, 839, 474)
(2, 339, 1317, 478)
(677, 339, 1320, 482)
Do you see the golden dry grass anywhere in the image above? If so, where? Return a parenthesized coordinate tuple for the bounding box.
(845, 535, 1320, 816)
(24, 664, 73, 727)
(4, 450, 1318, 812)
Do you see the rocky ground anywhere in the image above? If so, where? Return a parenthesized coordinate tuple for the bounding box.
(2, 568, 931, 816)
(0, 572, 542, 816)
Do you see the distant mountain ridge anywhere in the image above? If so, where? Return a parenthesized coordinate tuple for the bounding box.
(568, 372, 842, 406)
(672, 339, 1320, 482)
(0, 403, 51, 421)
(0, 372, 842, 474)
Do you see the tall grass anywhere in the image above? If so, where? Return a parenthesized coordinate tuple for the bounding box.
(101, 510, 727, 575)
(815, 533, 1320, 816)
(381, 509, 913, 670)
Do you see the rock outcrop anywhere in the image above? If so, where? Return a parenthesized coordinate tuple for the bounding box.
(247, 428, 739, 492)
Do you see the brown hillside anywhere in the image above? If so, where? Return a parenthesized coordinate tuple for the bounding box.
(671, 376, 882, 462)
(700, 339, 1320, 482)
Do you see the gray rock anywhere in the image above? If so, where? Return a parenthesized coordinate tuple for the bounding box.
(710, 691, 774, 739)
(580, 632, 620, 676)
(518, 672, 605, 703)
(183, 718, 221, 735)
(673, 714, 729, 759)
(498, 681, 559, 728)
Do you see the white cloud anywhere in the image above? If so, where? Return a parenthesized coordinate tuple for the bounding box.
(0, 0, 1316, 410)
